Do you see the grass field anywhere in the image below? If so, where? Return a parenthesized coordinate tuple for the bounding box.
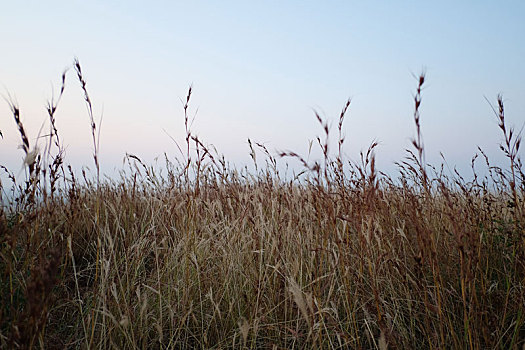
(1, 62, 524, 349)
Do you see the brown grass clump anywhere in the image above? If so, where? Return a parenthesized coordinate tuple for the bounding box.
(0, 62, 524, 349)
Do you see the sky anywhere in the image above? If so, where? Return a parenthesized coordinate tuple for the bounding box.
(1, 1, 524, 179)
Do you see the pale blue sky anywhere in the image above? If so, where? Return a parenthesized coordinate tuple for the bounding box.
(1, 1, 524, 177)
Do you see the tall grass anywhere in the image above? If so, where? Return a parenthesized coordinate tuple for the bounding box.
(0, 61, 524, 349)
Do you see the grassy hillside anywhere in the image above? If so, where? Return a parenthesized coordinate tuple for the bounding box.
(1, 63, 524, 349)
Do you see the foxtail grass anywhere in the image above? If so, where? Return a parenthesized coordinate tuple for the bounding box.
(0, 64, 524, 349)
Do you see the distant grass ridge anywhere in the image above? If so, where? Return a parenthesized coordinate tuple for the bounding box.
(0, 61, 524, 349)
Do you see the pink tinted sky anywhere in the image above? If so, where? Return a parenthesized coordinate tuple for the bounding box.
(1, 1, 524, 178)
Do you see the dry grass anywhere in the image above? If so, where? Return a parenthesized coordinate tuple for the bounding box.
(0, 61, 524, 349)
